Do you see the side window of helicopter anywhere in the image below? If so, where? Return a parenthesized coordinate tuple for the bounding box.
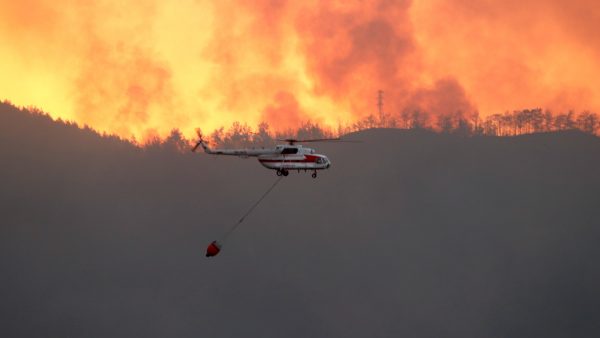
(281, 147, 298, 154)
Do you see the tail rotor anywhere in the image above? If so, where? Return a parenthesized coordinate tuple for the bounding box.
(191, 129, 205, 152)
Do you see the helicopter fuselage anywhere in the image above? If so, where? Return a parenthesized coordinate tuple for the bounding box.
(257, 145, 331, 171)
(194, 138, 332, 178)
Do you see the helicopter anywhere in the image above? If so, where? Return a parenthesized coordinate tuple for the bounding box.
(191, 131, 337, 178)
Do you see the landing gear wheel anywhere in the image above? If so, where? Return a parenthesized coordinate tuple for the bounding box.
(276, 169, 283, 176)
(282, 169, 289, 176)
(312, 172, 317, 179)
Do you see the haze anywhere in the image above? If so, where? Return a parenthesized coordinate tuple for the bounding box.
(1, 103, 599, 337)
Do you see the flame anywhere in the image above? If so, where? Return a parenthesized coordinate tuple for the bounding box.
(1, 0, 599, 140)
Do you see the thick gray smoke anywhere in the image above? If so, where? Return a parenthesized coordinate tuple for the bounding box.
(1, 102, 600, 337)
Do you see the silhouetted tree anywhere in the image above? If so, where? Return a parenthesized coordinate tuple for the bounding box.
(252, 122, 274, 147)
(482, 118, 497, 136)
(410, 110, 430, 130)
(297, 121, 330, 140)
(486, 114, 502, 136)
(455, 116, 473, 136)
(543, 110, 554, 132)
(566, 111, 577, 130)
(576, 111, 599, 134)
(530, 108, 544, 133)
(554, 113, 568, 131)
(400, 110, 411, 129)
(162, 129, 188, 152)
(210, 127, 225, 147)
(471, 111, 484, 135)
(351, 114, 379, 130)
(221, 122, 253, 148)
(437, 114, 454, 133)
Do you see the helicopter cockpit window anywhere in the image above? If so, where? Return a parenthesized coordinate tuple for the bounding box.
(316, 157, 325, 164)
(281, 147, 298, 154)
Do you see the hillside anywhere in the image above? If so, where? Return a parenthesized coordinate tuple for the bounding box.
(1, 104, 600, 338)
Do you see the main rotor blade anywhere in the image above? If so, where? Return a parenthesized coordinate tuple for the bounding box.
(277, 137, 361, 143)
(277, 137, 339, 143)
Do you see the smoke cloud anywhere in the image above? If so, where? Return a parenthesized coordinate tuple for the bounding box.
(1, 0, 599, 139)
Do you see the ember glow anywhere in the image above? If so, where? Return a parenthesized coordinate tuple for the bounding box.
(1, 0, 599, 140)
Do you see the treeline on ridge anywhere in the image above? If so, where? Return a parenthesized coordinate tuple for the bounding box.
(2, 100, 598, 151)
(182, 108, 599, 149)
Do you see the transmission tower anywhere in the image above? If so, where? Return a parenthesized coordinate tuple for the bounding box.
(377, 90, 385, 126)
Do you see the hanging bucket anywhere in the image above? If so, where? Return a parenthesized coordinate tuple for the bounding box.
(206, 241, 222, 257)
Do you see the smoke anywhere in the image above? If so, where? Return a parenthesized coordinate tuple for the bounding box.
(3, 103, 600, 337)
(406, 78, 475, 117)
(261, 91, 304, 131)
(74, 44, 176, 137)
(411, 0, 600, 114)
(294, 2, 417, 104)
(1, 0, 599, 140)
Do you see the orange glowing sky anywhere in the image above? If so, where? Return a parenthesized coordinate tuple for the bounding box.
(1, 0, 599, 140)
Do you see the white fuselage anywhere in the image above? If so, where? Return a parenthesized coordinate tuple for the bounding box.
(257, 145, 331, 170)
(200, 142, 331, 171)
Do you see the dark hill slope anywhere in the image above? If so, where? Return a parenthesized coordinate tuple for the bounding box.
(1, 104, 600, 338)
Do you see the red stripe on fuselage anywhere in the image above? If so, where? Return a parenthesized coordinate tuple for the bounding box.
(259, 155, 320, 163)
